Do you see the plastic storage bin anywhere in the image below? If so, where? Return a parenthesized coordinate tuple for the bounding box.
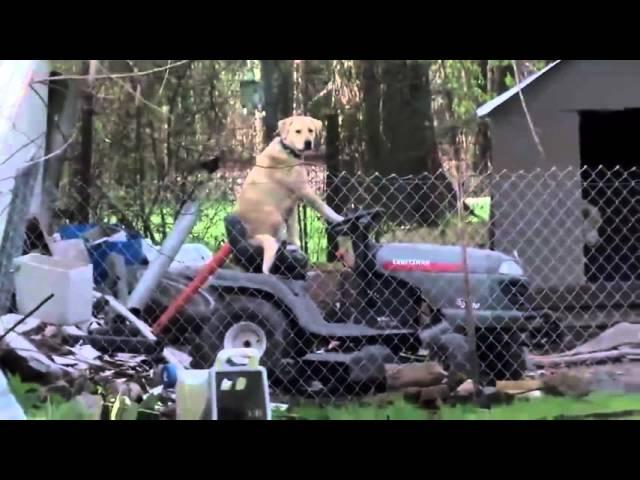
(13, 253, 93, 325)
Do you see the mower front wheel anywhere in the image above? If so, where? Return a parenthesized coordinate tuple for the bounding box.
(190, 295, 298, 387)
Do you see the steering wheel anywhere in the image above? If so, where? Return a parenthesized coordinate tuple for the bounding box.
(328, 208, 385, 236)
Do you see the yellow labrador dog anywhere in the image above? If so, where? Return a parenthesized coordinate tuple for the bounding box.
(234, 115, 344, 274)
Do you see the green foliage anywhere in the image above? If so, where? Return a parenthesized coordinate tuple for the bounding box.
(299, 207, 329, 264)
(29, 398, 94, 421)
(465, 196, 490, 223)
(293, 398, 430, 420)
(433, 61, 492, 121)
(110, 394, 140, 420)
(289, 392, 640, 421)
(7, 373, 42, 412)
(7, 374, 93, 420)
(439, 392, 640, 420)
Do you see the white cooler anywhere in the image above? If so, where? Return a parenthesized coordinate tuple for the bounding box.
(13, 253, 93, 325)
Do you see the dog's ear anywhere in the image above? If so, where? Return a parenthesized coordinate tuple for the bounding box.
(278, 117, 292, 138)
(312, 118, 323, 137)
(312, 118, 323, 150)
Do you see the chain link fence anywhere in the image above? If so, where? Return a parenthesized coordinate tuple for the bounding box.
(3, 158, 640, 405)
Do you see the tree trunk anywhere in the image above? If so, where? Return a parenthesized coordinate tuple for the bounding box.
(479, 60, 488, 90)
(131, 76, 153, 240)
(380, 60, 440, 176)
(293, 60, 308, 252)
(324, 114, 341, 262)
(361, 60, 382, 171)
(261, 60, 278, 145)
(147, 118, 165, 241)
(163, 63, 190, 186)
(292, 60, 305, 115)
(73, 60, 95, 223)
(488, 62, 513, 95)
(379, 60, 453, 225)
(261, 60, 294, 144)
(277, 60, 293, 120)
(302, 60, 311, 114)
(42, 72, 77, 233)
(475, 60, 492, 174)
(438, 61, 461, 162)
(476, 60, 514, 177)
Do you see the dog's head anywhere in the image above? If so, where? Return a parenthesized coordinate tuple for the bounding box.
(278, 115, 323, 154)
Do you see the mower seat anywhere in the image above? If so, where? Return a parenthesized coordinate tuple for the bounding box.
(224, 214, 308, 280)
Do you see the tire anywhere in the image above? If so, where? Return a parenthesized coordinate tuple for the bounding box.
(190, 295, 297, 386)
(477, 329, 527, 382)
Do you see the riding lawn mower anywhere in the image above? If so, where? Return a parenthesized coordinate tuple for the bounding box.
(143, 207, 562, 397)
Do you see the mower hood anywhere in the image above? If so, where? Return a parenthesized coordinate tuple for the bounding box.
(375, 243, 523, 276)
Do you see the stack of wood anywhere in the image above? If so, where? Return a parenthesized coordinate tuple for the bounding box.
(378, 321, 640, 409)
(383, 360, 595, 410)
(529, 322, 640, 368)
(384, 361, 449, 408)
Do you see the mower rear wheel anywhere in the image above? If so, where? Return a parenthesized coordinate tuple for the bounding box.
(142, 273, 216, 343)
(477, 329, 528, 382)
(190, 295, 297, 386)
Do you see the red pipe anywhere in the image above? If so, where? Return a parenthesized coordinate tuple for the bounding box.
(152, 242, 233, 336)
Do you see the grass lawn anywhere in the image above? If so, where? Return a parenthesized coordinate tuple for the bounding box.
(144, 200, 331, 263)
(465, 196, 490, 223)
(14, 368, 640, 421)
(282, 392, 640, 420)
(140, 196, 492, 265)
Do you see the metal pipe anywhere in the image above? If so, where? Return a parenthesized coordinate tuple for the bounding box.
(127, 201, 200, 312)
(92, 291, 183, 366)
(152, 242, 232, 336)
(84, 335, 162, 355)
(93, 291, 155, 340)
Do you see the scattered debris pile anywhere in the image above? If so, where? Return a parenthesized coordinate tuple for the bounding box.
(0, 312, 180, 419)
(0, 220, 201, 420)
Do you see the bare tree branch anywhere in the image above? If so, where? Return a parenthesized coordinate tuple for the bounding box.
(512, 60, 546, 161)
(94, 62, 173, 118)
(1, 130, 77, 170)
(156, 60, 173, 99)
(30, 60, 191, 85)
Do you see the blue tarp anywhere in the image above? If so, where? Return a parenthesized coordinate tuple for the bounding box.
(58, 224, 146, 285)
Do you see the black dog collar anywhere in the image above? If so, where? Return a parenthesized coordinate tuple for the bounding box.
(280, 138, 303, 159)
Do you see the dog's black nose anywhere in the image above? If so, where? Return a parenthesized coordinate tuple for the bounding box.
(304, 140, 312, 150)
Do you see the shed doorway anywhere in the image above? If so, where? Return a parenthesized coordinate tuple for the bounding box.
(579, 109, 640, 282)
